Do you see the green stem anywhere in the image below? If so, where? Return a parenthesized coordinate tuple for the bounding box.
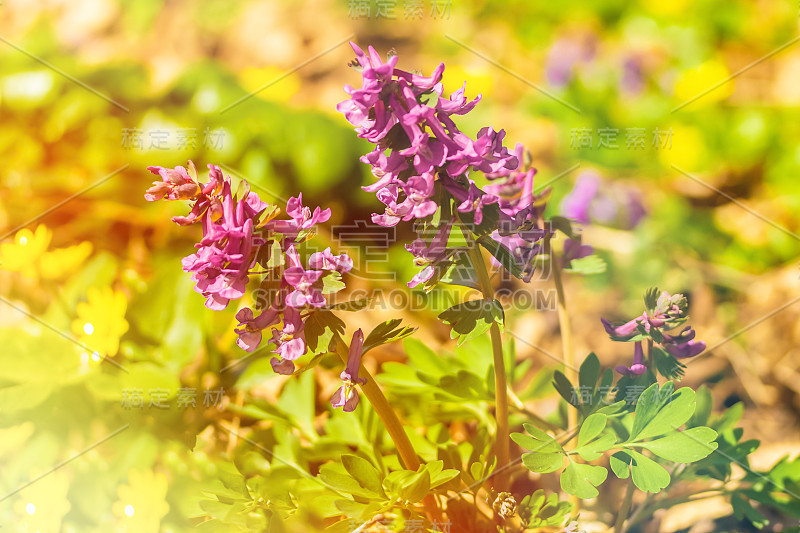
(549, 246, 576, 429)
(547, 236, 579, 516)
(614, 479, 636, 533)
(334, 339, 420, 471)
(464, 233, 510, 490)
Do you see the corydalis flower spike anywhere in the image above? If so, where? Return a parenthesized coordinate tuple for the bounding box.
(331, 329, 367, 412)
(605, 289, 706, 375)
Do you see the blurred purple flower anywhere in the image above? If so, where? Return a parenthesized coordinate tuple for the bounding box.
(545, 36, 596, 88)
(621, 56, 645, 95)
(561, 171, 646, 230)
(563, 238, 594, 266)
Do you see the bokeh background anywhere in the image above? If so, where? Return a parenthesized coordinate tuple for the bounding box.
(1, 0, 799, 531)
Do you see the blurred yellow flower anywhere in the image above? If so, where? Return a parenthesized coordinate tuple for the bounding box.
(674, 60, 734, 108)
(239, 65, 301, 103)
(0, 225, 92, 280)
(39, 241, 93, 279)
(0, 225, 51, 271)
(113, 470, 170, 532)
(71, 286, 129, 358)
(442, 63, 495, 99)
(640, 0, 689, 16)
(13, 470, 72, 533)
(658, 124, 706, 170)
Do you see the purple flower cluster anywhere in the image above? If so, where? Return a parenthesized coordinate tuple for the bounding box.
(146, 162, 353, 377)
(338, 43, 549, 285)
(147, 162, 269, 310)
(602, 290, 706, 376)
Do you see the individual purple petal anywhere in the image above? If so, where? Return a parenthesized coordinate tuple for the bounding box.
(661, 326, 696, 344)
(601, 317, 641, 338)
(563, 238, 594, 265)
(271, 357, 296, 375)
(664, 340, 706, 359)
(407, 265, 435, 288)
(561, 172, 600, 224)
(435, 82, 482, 115)
(616, 342, 648, 376)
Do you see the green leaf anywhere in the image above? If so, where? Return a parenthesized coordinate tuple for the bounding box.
(437, 299, 503, 346)
(333, 499, 382, 521)
(318, 463, 381, 500)
(438, 370, 491, 401)
(362, 319, 416, 354)
(579, 353, 601, 392)
(522, 451, 565, 474)
(629, 382, 697, 442)
(341, 455, 385, 498)
(689, 385, 713, 427)
(438, 253, 478, 288)
(610, 452, 631, 479)
(549, 216, 576, 239)
(643, 286, 660, 313)
(552, 370, 579, 408)
(400, 468, 431, 503)
(303, 310, 345, 354)
(402, 338, 449, 376)
(574, 412, 617, 461)
(518, 489, 573, 529)
(320, 271, 346, 295)
(383, 470, 415, 496)
(514, 424, 565, 474)
(560, 461, 607, 499)
(576, 434, 616, 462)
(731, 492, 769, 529)
(653, 345, 686, 380)
(577, 414, 607, 448)
(636, 427, 718, 462)
(264, 240, 284, 269)
(626, 449, 670, 493)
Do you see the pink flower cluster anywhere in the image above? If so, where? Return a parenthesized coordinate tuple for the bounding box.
(145, 162, 353, 377)
(147, 162, 269, 310)
(337, 43, 549, 284)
